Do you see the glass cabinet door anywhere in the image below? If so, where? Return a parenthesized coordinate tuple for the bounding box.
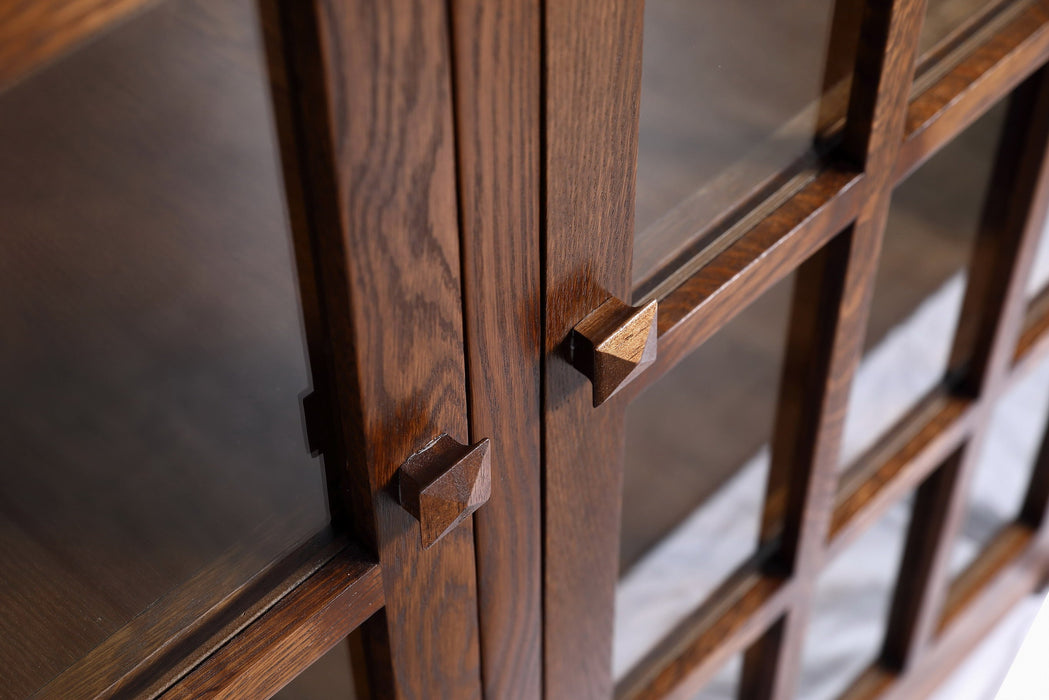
(0, 0, 336, 694)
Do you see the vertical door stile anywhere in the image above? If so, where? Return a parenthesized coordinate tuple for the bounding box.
(543, 0, 645, 697)
(260, 1, 483, 697)
(448, 0, 544, 697)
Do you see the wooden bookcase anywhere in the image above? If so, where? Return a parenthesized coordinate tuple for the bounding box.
(4, 0, 1049, 698)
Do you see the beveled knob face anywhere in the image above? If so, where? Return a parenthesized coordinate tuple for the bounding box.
(398, 434, 492, 548)
(570, 297, 658, 406)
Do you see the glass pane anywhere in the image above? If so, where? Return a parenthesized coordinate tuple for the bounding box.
(275, 638, 359, 699)
(920, 0, 996, 58)
(634, 0, 858, 288)
(0, 0, 330, 694)
(615, 273, 793, 678)
(798, 494, 911, 700)
(949, 354, 1049, 577)
(838, 100, 1006, 469)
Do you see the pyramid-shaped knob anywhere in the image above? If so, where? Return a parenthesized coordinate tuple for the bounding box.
(570, 297, 658, 406)
(398, 434, 492, 548)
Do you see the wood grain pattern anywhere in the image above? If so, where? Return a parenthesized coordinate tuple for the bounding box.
(6, 0, 1049, 695)
(543, 0, 644, 696)
(261, 1, 482, 696)
(447, 1, 543, 694)
(0, 0, 157, 92)
(162, 545, 383, 699)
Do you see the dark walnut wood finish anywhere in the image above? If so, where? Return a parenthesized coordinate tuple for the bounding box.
(259, 0, 484, 697)
(542, 0, 644, 697)
(448, 0, 544, 695)
(7, 0, 1049, 697)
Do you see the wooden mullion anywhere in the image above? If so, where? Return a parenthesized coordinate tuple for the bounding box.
(448, 0, 543, 697)
(881, 63, 1049, 672)
(261, 1, 483, 697)
(947, 66, 1049, 398)
(634, 281, 1049, 700)
(742, 1, 928, 697)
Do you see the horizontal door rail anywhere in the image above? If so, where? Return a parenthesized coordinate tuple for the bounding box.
(897, 0, 1049, 181)
(625, 0, 1049, 406)
(160, 543, 383, 699)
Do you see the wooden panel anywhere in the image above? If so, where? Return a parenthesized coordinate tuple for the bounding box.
(0, 0, 157, 92)
(162, 546, 383, 699)
(448, 1, 543, 696)
(543, 0, 643, 696)
(261, 1, 482, 696)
